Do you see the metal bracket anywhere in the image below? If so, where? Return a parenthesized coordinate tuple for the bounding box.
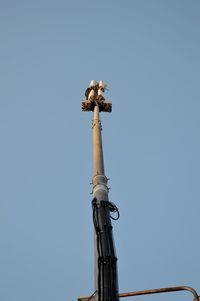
(119, 286, 199, 301)
(82, 100, 112, 112)
(78, 286, 199, 301)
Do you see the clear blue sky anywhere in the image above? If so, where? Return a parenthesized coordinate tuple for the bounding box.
(1, 1, 200, 301)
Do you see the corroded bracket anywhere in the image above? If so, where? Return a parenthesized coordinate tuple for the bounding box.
(82, 100, 112, 112)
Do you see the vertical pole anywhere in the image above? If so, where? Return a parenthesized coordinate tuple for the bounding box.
(92, 103, 119, 301)
(93, 104, 107, 201)
(93, 104, 105, 176)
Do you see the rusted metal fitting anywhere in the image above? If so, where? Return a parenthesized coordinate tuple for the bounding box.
(82, 100, 112, 112)
(78, 286, 199, 301)
(119, 286, 199, 301)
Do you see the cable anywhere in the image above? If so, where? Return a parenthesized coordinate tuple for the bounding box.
(107, 201, 120, 220)
(92, 199, 102, 301)
(85, 290, 97, 301)
(92, 198, 119, 301)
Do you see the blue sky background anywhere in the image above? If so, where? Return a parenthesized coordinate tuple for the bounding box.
(0, 1, 200, 301)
